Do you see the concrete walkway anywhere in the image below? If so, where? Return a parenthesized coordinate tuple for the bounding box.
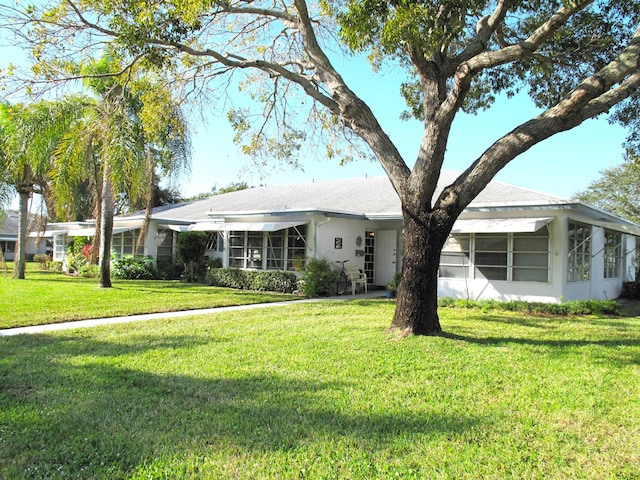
(0, 290, 386, 337)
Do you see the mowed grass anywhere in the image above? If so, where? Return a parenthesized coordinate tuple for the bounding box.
(1, 300, 639, 479)
(0, 264, 295, 329)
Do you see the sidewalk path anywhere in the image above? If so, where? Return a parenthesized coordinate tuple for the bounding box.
(0, 291, 385, 337)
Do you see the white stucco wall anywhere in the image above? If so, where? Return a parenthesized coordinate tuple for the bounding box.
(313, 217, 370, 271)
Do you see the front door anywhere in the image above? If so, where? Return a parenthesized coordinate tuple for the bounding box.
(374, 229, 398, 286)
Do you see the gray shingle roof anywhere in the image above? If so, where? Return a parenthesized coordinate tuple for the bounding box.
(149, 171, 568, 222)
(0, 213, 19, 237)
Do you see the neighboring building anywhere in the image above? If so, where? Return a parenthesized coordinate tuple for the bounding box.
(1, 211, 50, 261)
(42, 172, 639, 302)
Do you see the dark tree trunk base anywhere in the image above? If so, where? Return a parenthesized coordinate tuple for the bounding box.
(389, 207, 454, 336)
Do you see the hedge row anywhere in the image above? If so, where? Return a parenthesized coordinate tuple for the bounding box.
(206, 268, 298, 293)
(438, 297, 621, 316)
(620, 281, 640, 300)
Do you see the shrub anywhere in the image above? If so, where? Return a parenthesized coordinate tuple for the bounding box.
(50, 261, 63, 273)
(66, 236, 93, 273)
(78, 264, 100, 278)
(112, 255, 156, 280)
(206, 268, 298, 293)
(156, 261, 183, 280)
(620, 281, 640, 299)
(209, 257, 223, 269)
(437, 297, 620, 317)
(387, 271, 402, 291)
(177, 231, 209, 282)
(33, 254, 51, 270)
(299, 258, 339, 297)
(249, 270, 299, 293)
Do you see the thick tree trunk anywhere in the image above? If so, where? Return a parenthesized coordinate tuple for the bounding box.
(391, 209, 453, 336)
(12, 188, 30, 280)
(99, 171, 114, 288)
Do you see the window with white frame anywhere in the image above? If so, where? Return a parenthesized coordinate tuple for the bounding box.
(206, 232, 223, 252)
(228, 231, 245, 268)
(439, 227, 550, 283)
(228, 225, 307, 270)
(286, 225, 307, 270)
(267, 228, 286, 270)
(567, 222, 591, 282)
(440, 234, 470, 278)
(53, 235, 67, 261)
(475, 233, 508, 280)
(156, 228, 175, 264)
(604, 230, 622, 279)
(112, 229, 142, 258)
(512, 229, 550, 282)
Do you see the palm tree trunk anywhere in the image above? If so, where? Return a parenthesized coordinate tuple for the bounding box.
(13, 187, 30, 279)
(99, 168, 114, 288)
(135, 152, 155, 256)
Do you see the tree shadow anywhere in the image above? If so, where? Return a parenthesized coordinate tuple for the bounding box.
(0, 333, 485, 478)
(439, 319, 640, 366)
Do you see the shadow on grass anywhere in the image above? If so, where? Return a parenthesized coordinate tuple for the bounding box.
(441, 330, 640, 349)
(0, 333, 484, 479)
(440, 318, 640, 366)
(465, 312, 637, 330)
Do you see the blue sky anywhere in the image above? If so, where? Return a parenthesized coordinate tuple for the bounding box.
(182, 54, 627, 200)
(1, 35, 629, 204)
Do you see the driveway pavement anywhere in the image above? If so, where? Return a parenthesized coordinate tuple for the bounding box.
(0, 291, 385, 337)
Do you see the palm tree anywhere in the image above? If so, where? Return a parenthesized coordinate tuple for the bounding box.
(50, 59, 190, 287)
(0, 99, 80, 279)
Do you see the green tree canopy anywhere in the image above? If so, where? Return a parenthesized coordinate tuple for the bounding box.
(574, 156, 640, 223)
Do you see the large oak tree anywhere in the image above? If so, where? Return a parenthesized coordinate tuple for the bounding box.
(2, 0, 639, 334)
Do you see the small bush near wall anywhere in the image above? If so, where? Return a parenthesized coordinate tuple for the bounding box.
(206, 268, 298, 293)
(177, 231, 208, 283)
(78, 264, 100, 278)
(438, 297, 621, 316)
(299, 258, 339, 297)
(156, 261, 183, 280)
(112, 255, 156, 280)
(620, 281, 640, 299)
(209, 257, 223, 269)
(33, 254, 52, 270)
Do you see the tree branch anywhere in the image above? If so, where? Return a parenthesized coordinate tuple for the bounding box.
(466, 0, 594, 74)
(292, 0, 411, 194)
(454, 0, 510, 65)
(447, 25, 640, 210)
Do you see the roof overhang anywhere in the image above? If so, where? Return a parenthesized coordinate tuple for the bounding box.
(67, 226, 136, 237)
(29, 230, 68, 238)
(190, 221, 308, 232)
(451, 217, 553, 233)
(205, 208, 367, 220)
(159, 224, 190, 232)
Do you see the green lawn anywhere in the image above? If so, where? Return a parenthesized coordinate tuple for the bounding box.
(0, 265, 295, 329)
(1, 300, 639, 479)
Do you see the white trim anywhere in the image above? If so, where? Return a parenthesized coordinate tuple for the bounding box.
(159, 224, 190, 232)
(451, 217, 553, 234)
(67, 227, 136, 237)
(190, 221, 307, 232)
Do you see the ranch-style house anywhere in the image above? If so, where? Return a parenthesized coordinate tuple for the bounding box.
(38, 171, 640, 303)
